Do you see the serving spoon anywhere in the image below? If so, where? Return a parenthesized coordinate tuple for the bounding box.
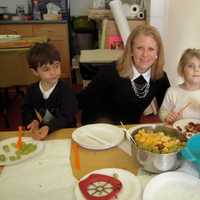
(120, 121, 137, 145)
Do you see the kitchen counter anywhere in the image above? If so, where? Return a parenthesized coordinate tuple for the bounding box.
(0, 21, 71, 79)
(0, 19, 68, 24)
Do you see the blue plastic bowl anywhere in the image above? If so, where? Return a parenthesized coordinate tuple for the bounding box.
(181, 134, 200, 171)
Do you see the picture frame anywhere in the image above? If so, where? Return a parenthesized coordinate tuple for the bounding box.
(108, 35, 124, 49)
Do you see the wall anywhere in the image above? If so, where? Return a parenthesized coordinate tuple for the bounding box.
(70, 0, 93, 16)
(150, 0, 168, 45)
(150, 0, 200, 85)
(165, 0, 200, 85)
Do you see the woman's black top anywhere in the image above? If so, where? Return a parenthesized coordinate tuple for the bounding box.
(78, 64, 170, 125)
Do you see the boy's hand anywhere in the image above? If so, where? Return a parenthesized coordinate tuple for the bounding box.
(164, 112, 181, 125)
(31, 125, 49, 140)
(27, 120, 49, 140)
(27, 120, 40, 133)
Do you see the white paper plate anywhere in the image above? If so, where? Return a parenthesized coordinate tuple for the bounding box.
(72, 123, 124, 150)
(143, 171, 200, 200)
(173, 118, 200, 138)
(0, 34, 21, 41)
(75, 168, 142, 200)
(173, 118, 200, 130)
(0, 137, 44, 166)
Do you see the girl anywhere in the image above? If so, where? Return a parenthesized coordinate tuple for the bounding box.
(159, 48, 200, 124)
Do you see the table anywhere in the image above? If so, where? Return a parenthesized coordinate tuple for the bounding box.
(0, 126, 140, 179)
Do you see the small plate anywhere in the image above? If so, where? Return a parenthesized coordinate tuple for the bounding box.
(72, 123, 124, 150)
(173, 118, 200, 138)
(75, 168, 142, 200)
(143, 171, 200, 200)
(0, 137, 44, 166)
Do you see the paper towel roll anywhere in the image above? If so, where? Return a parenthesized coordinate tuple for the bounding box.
(122, 3, 131, 17)
(130, 4, 140, 17)
(137, 11, 145, 19)
(109, 0, 130, 45)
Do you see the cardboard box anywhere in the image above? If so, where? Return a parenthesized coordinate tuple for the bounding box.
(101, 19, 146, 49)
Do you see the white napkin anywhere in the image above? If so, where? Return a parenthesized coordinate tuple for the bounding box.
(118, 139, 132, 156)
(0, 140, 77, 200)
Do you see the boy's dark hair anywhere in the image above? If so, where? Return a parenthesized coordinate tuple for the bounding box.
(27, 42, 61, 70)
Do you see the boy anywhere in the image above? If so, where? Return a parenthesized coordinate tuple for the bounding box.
(21, 43, 78, 140)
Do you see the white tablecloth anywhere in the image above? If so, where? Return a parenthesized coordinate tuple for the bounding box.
(0, 139, 77, 200)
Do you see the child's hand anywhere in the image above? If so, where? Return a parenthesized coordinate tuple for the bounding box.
(164, 112, 181, 124)
(31, 125, 49, 140)
(27, 120, 40, 132)
(27, 120, 49, 140)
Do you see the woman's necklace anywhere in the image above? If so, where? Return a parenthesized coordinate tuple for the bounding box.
(131, 78, 150, 98)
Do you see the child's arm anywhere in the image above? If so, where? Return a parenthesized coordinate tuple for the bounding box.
(47, 81, 78, 133)
(21, 84, 38, 127)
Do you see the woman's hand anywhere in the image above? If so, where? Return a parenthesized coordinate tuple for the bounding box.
(164, 112, 181, 125)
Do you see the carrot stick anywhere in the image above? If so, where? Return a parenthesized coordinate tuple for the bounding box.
(72, 143, 81, 170)
(34, 109, 43, 123)
(16, 126, 23, 150)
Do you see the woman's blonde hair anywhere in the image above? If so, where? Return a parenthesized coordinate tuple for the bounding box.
(117, 24, 165, 80)
(177, 48, 200, 76)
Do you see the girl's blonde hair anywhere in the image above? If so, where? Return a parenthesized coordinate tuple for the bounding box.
(117, 24, 165, 80)
(178, 48, 200, 76)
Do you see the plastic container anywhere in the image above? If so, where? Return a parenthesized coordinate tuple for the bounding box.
(33, 0, 41, 20)
(181, 134, 200, 171)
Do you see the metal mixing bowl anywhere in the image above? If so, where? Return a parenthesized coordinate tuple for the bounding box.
(130, 125, 184, 173)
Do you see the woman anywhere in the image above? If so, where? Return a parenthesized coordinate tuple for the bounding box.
(78, 24, 170, 125)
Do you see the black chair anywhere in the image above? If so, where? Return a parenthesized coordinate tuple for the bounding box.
(0, 90, 10, 128)
(80, 62, 115, 80)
